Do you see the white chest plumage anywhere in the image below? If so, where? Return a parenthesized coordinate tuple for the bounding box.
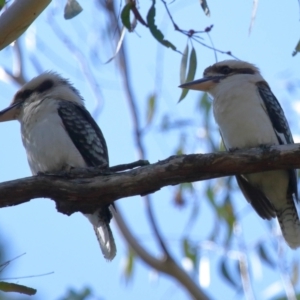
(20, 97, 86, 174)
(212, 79, 279, 149)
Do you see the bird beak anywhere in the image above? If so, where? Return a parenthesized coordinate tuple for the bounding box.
(179, 76, 225, 91)
(0, 102, 22, 122)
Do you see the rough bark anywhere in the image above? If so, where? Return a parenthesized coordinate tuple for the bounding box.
(1, 144, 300, 215)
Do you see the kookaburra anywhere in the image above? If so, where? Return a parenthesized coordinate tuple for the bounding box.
(180, 60, 300, 248)
(0, 72, 116, 260)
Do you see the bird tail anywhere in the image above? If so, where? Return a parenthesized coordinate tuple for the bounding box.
(84, 205, 117, 261)
(277, 197, 300, 249)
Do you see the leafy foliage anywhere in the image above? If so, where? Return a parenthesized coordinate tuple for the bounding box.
(146, 0, 177, 51)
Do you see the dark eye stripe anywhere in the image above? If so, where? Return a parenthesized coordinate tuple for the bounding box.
(20, 89, 33, 99)
(36, 79, 54, 93)
(204, 65, 256, 76)
(231, 68, 255, 75)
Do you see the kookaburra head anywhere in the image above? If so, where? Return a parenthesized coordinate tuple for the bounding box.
(180, 60, 300, 249)
(0, 72, 83, 123)
(0, 72, 116, 260)
(179, 60, 262, 97)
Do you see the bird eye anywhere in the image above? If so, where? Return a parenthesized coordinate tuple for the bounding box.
(21, 89, 33, 99)
(220, 66, 232, 75)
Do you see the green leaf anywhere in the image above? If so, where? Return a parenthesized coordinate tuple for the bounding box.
(180, 43, 189, 84)
(146, 93, 156, 125)
(0, 281, 36, 295)
(292, 39, 300, 56)
(60, 287, 92, 300)
(198, 92, 211, 115)
(147, 1, 177, 51)
(200, 0, 210, 16)
(121, 3, 134, 31)
(123, 248, 135, 282)
(182, 238, 197, 269)
(291, 260, 299, 286)
(178, 46, 197, 102)
(0, 0, 5, 11)
(64, 0, 83, 20)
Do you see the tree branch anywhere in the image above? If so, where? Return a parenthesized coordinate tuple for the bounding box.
(112, 207, 210, 300)
(0, 0, 51, 50)
(1, 144, 300, 214)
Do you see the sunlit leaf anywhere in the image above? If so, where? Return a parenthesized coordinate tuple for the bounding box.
(121, 2, 134, 31)
(146, 93, 156, 125)
(0, 281, 36, 295)
(181, 182, 194, 193)
(206, 185, 217, 209)
(219, 139, 226, 151)
(123, 248, 135, 282)
(292, 39, 300, 56)
(221, 198, 235, 243)
(257, 243, 275, 268)
(105, 27, 126, 63)
(178, 46, 197, 102)
(147, 0, 177, 51)
(291, 260, 299, 286)
(249, 0, 258, 34)
(64, 0, 83, 20)
(200, 0, 210, 16)
(180, 43, 189, 84)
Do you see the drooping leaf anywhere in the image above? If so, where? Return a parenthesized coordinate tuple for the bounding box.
(183, 238, 197, 269)
(174, 187, 185, 206)
(200, 0, 210, 16)
(121, 2, 134, 31)
(146, 93, 156, 125)
(180, 43, 189, 84)
(178, 46, 197, 102)
(0, 281, 36, 295)
(131, 5, 148, 27)
(249, 0, 259, 34)
(219, 197, 235, 243)
(160, 114, 170, 131)
(257, 243, 276, 268)
(220, 259, 239, 288)
(198, 92, 211, 116)
(292, 38, 300, 56)
(123, 248, 135, 282)
(147, 1, 177, 51)
(64, 0, 83, 20)
(60, 287, 92, 300)
(105, 27, 126, 63)
(291, 260, 299, 286)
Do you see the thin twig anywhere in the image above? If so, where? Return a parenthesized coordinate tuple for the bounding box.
(111, 3, 172, 257)
(112, 206, 210, 300)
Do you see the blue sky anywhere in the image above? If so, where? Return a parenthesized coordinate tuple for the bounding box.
(0, 1, 300, 299)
